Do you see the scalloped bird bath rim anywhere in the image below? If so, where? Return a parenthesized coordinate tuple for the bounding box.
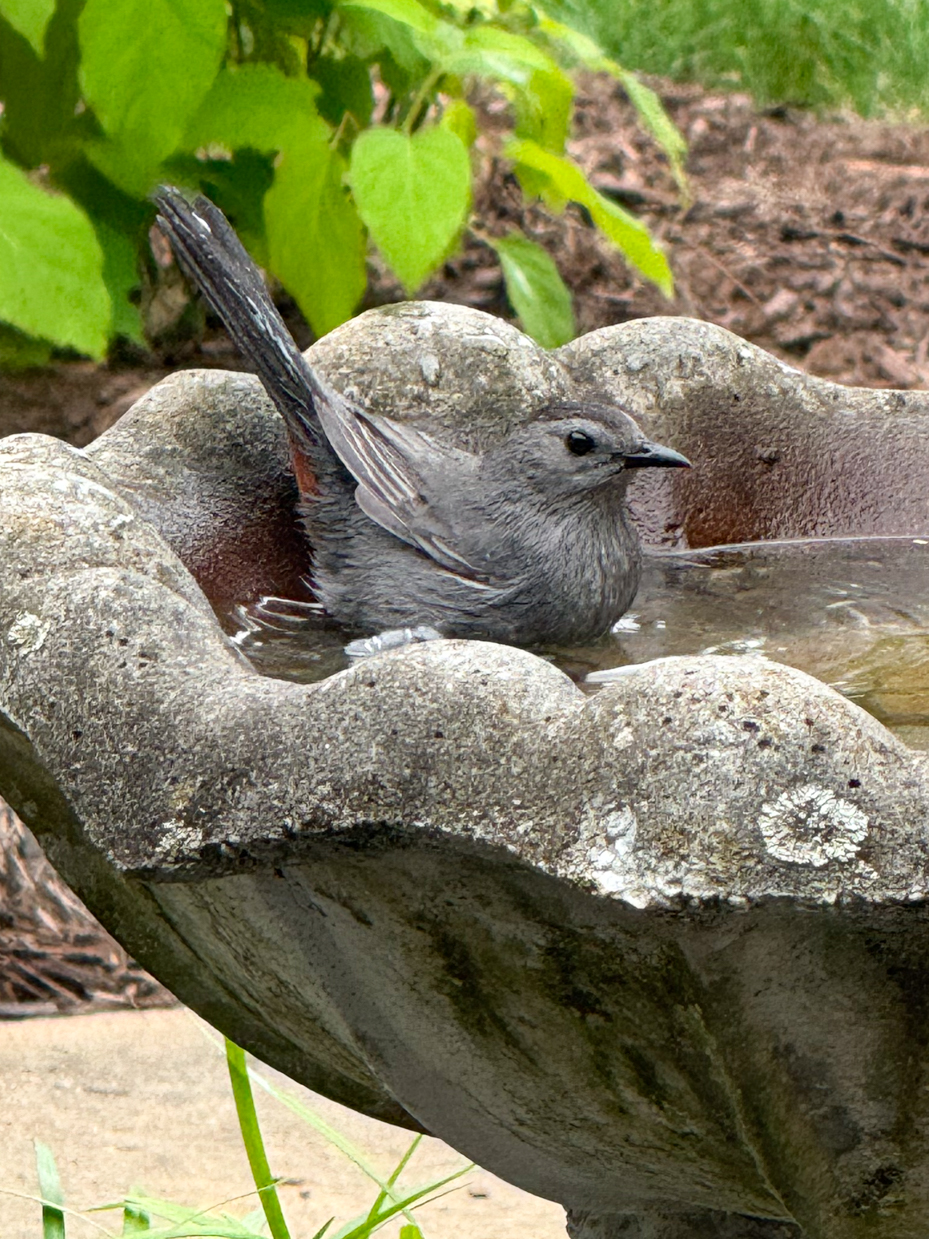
(3, 306, 929, 1239)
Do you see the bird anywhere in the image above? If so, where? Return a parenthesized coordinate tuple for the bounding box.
(153, 187, 690, 649)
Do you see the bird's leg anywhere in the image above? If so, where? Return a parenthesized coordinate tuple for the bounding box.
(343, 626, 444, 659)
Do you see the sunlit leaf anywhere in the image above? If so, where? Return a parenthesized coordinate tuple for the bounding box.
(492, 231, 574, 347)
(513, 65, 574, 152)
(0, 158, 110, 356)
(79, 0, 227, 193)
(442, 25, 559, 84)
(535, 13, 614, 72)
(350, 124, 470, 291)
(534, 14, 688, 194)
(265, 139, 367, 336)
(505, 138, 673, 295)
(440, 98, 477, 147)
(339, 0, 437, 35)
(615, 69, 688, 195)
(246, 1063, 427, 1233)
(184, 63, 326, 153)
(0, 0, 54, 53)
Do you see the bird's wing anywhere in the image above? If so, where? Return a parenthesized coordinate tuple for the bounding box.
(313, 394, 482, 575)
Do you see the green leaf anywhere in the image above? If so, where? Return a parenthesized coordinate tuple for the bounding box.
(262, 0, 331, 36)
(226, 1040, 292, 1239)
(534, 13, 614, 73)
(34, 1141, 65, 1239)
(0, 0, 83, 169)
(95, 219, 143, 344)
(0, 0, 54, 53)
(265, 139, 367, 336)
(0, 158, 110, 357)
(0, 323, 52, 368)
(339, 0, 437, 35)
(312, 52, 374, 128)
(492, 231, 574, 347)
(441, 25, 559, 85)
(339, 6, 428, 92)
(615, 69, 688, 195)
(399, 1227, 423, 1239)
(505, 138, 673, 296)
(79, 0, 228, 194)
(185, 63, 362, 334)
(513, 65, 574, 152)
(184, 63, 326, 153)
(350, 125, 470, 292)
(440, 99, 477, 148)
(532, 16, 689, 195)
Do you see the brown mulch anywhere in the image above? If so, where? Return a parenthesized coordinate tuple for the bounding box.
(402, 77, 929, 390)
(0, 806, 174, 1017)
(4, 76, 929, 1015)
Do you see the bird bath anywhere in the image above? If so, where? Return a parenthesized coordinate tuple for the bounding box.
(3, 307, 929, 1238)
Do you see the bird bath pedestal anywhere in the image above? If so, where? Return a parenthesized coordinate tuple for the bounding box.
(3, 306, 929, 1238)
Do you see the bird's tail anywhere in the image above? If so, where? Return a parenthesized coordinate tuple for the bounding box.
(153, 186, 339, 487)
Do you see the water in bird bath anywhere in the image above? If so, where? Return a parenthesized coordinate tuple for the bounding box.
(231, 535, 929, 751)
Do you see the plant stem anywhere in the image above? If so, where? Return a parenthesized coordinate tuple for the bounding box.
(402, 70, 442, 135)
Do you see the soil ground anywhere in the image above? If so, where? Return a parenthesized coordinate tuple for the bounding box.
(0, 1007, 565, 1239)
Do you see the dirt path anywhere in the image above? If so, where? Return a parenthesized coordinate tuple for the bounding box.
(0, 1007, 565, 1239)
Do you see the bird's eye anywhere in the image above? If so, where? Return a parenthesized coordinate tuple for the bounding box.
(566, 430, 596, 456)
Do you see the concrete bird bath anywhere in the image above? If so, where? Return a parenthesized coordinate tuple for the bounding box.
(4, 306, 929, 1238)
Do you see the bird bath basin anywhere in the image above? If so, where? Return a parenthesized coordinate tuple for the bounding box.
(3, 307, 929, 1238)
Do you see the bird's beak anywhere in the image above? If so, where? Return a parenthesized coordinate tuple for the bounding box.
(623, 441, 691, 469)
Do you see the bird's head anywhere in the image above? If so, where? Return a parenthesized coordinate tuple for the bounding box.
(489, 402, 690, 501)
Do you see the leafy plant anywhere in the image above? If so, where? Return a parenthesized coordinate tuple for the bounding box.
(0, 0, 684, 362)
(5, 1038, 471, 1238)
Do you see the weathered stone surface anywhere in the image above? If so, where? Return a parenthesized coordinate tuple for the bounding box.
(88, 369, 308, 613)
(6, 305, 929, 1236)
(562, 316, 929, 548)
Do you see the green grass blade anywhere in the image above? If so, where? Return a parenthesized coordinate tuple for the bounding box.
(0, 1188, 113, 1235)
(122, 1204, 151, 1233)
(225, 1041, 292, 1239)
(362, 1135, 424, 1229)
(246, 1069, 403, 1199)
(34, 1141, 66, 1239)
(332, 1164, 471, 1239)
(310, 1220, 335, 1239)
(388, 1135, 423, 1188)
(196, 1018, 416, 1216)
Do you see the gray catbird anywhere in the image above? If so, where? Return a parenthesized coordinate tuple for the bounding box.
(154, 187, 690, 647)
